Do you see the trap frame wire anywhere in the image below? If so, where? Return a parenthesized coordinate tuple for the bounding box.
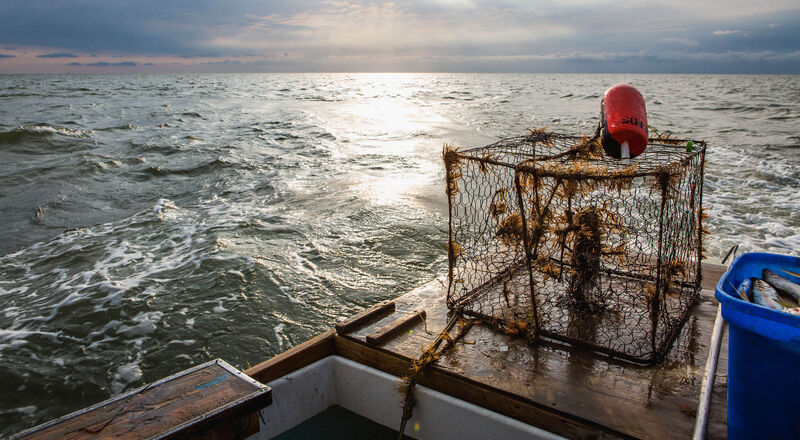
(444, 130, 707, 364)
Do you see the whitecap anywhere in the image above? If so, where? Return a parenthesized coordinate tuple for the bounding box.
(19, 124, 91, 138)
(117, 311, 164, 337)
(152, 198, 178, 219)
(228, 270, 245, 280)
(167, 339, 196, 346)
(0, 329, 60, 343)
(274, 323, 286, 349)
(0, 405, 37, 416)
(111, 361, 142, 395)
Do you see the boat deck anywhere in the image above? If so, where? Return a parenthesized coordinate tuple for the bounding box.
(249, 262, 728, 439)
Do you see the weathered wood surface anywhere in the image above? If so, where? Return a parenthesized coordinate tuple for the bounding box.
(334, 335, 625, 439)
(14, 360, 271, 440)
(337, 262, 729, 439)
(334, 300, 395, 334)
(366, 310, 426, 346)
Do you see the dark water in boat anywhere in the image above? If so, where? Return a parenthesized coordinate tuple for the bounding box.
(0, 73, 798, 435)
(274, 405, 404, 439)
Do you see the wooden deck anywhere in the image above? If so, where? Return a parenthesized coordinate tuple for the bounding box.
(14, 359, 272, 440)
(248, 262, 729, 439)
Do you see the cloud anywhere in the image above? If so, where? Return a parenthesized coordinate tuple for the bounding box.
(658, 38, 700, 47)
(205, 59, 243, 65)
(65, 60, 140, 67)
(36, 52, 78, 58)
(0, 53, 15, 58)
(0, 0, 798, 73)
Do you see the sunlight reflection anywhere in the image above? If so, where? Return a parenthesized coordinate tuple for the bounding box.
(332, 73, 445, 150)
(329, 74, 448, 208)
(357, 159, 439, 207)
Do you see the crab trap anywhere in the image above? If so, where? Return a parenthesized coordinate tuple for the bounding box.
(444, 130, 707, 363)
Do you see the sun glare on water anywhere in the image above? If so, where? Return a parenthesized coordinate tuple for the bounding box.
(335, 74, 446, 207)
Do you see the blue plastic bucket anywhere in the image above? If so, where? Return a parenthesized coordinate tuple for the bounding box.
(715, 252, 800, 439)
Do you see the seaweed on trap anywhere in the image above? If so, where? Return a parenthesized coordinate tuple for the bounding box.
(444, 129, 707, 364)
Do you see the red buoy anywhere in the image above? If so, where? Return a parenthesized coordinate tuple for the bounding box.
(599, 84, 648, 159)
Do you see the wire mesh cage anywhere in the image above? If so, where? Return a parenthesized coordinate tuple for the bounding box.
(444, 130, 707, 363)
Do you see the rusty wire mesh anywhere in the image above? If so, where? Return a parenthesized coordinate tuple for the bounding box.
(444, 130, 707, 363)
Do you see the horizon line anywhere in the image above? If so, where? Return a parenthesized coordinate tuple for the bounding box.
(1, 71, 799, 75)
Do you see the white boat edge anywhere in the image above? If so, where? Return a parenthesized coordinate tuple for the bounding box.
(250, 355, 565, 440)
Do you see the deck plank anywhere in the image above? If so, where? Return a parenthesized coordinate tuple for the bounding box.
(334, 300, 395, 334)
(366, 310, 426, 346)
(14, 360, 270, 440)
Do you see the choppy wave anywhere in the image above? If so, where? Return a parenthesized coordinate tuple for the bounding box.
(0, 124, 91, 143)
(141, 157, 241, 178)
(98, 123, 142, 131)
(0, 73, 799, 435)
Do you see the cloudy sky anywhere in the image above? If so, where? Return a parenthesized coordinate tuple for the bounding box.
(0, 0, 798, 73)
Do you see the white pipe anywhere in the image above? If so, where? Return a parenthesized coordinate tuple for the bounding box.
(621, 141, 630, 163)
(692, 306, 725, 440)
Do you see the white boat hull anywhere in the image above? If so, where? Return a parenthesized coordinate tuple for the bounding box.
(250, 355, 563, 440)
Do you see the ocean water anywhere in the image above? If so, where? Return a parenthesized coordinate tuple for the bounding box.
(0, 73, 798, 434)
